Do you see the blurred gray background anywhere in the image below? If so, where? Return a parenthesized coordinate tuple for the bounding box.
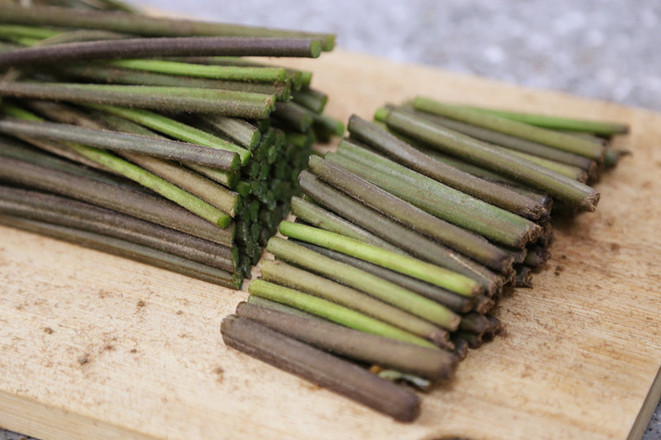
(2, 1, 660, 439)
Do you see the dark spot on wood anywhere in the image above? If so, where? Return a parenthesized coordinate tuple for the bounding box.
(610, 242, 621, 252)
(176, 310, 184, 315)
(43, 327, 54, 334)
(554, 265, 565, 276)
(103, 344, 114, 351)
(213, 366, 224, 383)
(77, 354, 90, 366)
(130, 348, 138, 354)
(561, 254, 568, 259)
(136, 299, 146, 308)
(642, 181, 653, 189)
(98, 289, 112, 299)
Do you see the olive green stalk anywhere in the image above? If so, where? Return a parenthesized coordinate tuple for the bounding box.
(309, 155, 512, 272)
(333, 140, 541, 247)
(279, 221, 482, 296)
(0, 82, 274, 119)
(266, 237, 462, 329)
(293, 241, 474, 314)
(290, 196, 404, 254)
(379, 107, 600, 211)
(299, 171, 503, 294)
(349, 115, 546, 220)
(109, 58, 288, 82)
(86, 104, 251, 165)
(248, 279, 438, 349)
(260, 259, 451, 347)
(458, 104, 629, 136)
(412, 97, 606, 159)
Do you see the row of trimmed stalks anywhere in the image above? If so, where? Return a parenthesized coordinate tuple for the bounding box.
(222, 98, 629, 422)
(0, 3, 342, 287)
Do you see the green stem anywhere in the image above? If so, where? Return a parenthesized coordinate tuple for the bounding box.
(0, 24, 61, 41)
(56, 63, 291, 100)
(333, 140, 540, 247)
(193, 114, 261, 150)
(0, 81, 274, 118)
(108, 58, 287, 82)
(0, 118, 240, 170)
(459, 104, 629, 136)
(293, 240, 475, 314)
(266, 237, 462, 330)
(380, 107, 601, 211)
(292, 88, 328, 113)
(412, 97, 606, 159)
(260, 259, 451, 347)
(279, 221, 482, 297)
(86, 104, 252, 165)
(309, 155, 513, 272)
(350, 114, 546, 220)
(248, 278, 438, 348)
(299, 171, 503, 294)
(290, 196, 404, 254)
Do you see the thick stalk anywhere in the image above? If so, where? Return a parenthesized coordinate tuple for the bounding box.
(220, 316, 420, 422)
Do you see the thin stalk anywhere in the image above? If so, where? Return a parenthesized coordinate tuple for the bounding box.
(0, 82, 274, 119)
(0, 118, 240, 170)
(220, 316, 420, 422)
(193, 114, 261, 150)
(247, 295, 320, 320)
(266, 236, 462, 330)
(0, 156, 234, 246)
(290, 196, 404, 254)
(0, 4, 335, 51)
(0, 186, 236, 271)
(0, 214, 241, 288)
(404, 107, 596, 169)
(55, 64, 291, 100)
(292, 88, 328, 114)
(459, 312, 491, 334)
(333, 140, 541, 247)
(0, 36, 322, 68)
(260, 259, 452, 347)
(309, 155, 513, 272)
(271, 101, 313, 132)
(293, 241, 474, 314)
(0, 24, 61, 41)
(412, 97, 606, 159)
(32, 29, 127, 46)
(6, 106, 232, 227)
(279, 221, 483, 296)
(299, 171, 503, 294)
(248, 278, 438, 348)
(108, 58, 287, 82)
(505, 148, 587, 182)
(236, 302, 457, 380)
(86, 105, 251, 165)
(349, 115, 546, 220)
(379, 107, 600, 211)
(459, 104, 629, 136)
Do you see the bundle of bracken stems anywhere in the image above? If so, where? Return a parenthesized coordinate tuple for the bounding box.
(0, 0, 343, 287)
(227, 94, 629, 421)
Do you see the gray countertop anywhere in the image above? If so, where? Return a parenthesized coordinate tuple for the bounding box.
(1, 1, 660, 439)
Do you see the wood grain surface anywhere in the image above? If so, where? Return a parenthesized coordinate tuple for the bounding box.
(1, 50, 660, 440)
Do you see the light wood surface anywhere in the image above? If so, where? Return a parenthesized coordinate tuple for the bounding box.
(1, 50, 660, 440)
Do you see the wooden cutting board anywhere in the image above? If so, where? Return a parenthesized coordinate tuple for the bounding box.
(1, 49, 660, 440)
